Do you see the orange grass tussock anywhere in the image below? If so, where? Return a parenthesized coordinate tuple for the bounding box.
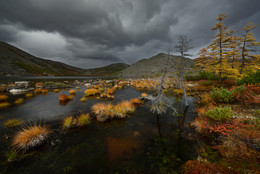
(85, 89, 100, 96)
(69, 89, 76, 94)
(0, 94, 8, 101)
(59, 94, 72, 101)
(131, 98, 144, 105)
(12, 124, 52, 150)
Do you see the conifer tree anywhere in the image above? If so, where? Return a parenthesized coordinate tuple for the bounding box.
(208, 13, 229, 83)
(240, 22, 260, 74)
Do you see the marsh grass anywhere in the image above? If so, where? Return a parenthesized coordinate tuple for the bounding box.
(77, 113, 91, 126)
(62, 114, 91, 129)
(0, 94, 8, 101)
(4, 119, 24, 127)
(25, 93, 33, 98)
(131, 98, 144, 105)
(92, 101, 135, 121)
(62, 116, 74, 129)
(85, 89, 100, 96)
(5, 149, 18, 162)
(14, 98, 24, 105)
(69, 89, 76, 94)
(0, 102, 10, 109)
(12, 123, 52, 151)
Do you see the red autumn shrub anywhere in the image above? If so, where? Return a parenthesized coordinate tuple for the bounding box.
(182, 160, 236, 174)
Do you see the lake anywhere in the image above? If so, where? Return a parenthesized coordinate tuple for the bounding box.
(0, 78, 198, 173)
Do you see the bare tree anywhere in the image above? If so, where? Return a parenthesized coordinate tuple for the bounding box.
(174, 34, 193, 106)
(151, 49, 177, 115)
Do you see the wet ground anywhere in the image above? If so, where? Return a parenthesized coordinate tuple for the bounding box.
(0, 79, 198, 174)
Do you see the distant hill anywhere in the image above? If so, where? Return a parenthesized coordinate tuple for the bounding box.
(0, 41, 128, 76)
(119, 53, 194, 78)
(85, 63, 129, 76)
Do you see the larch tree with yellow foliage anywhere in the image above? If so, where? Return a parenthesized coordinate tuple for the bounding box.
(208, 13, 230, 83)
(240, 22, 260, 74)
(195, 48, 210, 71)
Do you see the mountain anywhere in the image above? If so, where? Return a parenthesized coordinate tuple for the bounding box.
(119, 53, 194, 78)
(0, 41, 128, 76)
(85, 63, 129, 76)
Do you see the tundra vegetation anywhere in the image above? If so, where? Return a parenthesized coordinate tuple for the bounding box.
(0, 13, 259, 174)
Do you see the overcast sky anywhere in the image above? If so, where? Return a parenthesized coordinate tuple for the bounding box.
(0, 0, 260, 69)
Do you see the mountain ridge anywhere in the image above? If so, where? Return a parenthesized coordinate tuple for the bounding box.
(0, 41, 128, 76)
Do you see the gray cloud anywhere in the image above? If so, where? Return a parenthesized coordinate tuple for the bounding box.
(0, 0, 260, 68)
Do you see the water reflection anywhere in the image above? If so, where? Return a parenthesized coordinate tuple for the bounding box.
(0, 86, 198, 173)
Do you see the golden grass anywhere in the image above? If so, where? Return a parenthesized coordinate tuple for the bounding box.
(85, 89, 100, 96)
(34, 89, 42, 94)
(12, 124, 52, 150)
(69, 89, 76, 94)
(63, 114, 91, 129)
(59, 94, 72, 102)
(131, 98, 144, 105)
(80, 97, 86, 102)
(14, 98, 24, 105)
(115, 101, 135, 118)
(0, 94, 8, 101)
(4, 119, 24, 127)
(41, 89, 48, 93)
(0, 102, 10, 109)
(54, 89, 60, 93)
(107, 94, 114, 100)
(62, 115, 74, 129)
(25, 93, 33, 98)
(92, 101, 135, 121)
(77, 113, 91, 126)
(141, 93, 147, 97)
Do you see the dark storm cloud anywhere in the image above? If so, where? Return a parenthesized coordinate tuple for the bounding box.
(0, 0, 259, 68)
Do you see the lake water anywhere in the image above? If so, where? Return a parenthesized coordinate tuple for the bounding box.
(0, 79, 198, 173)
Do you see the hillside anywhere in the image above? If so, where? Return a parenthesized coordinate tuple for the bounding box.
(0, 41, 128, 76)
(119, 53, 194, 78)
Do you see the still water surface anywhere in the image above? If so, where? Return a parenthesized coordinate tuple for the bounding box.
(0, 80, 198, 173)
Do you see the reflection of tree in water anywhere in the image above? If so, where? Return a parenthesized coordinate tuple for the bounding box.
(147, 97, 190, 173)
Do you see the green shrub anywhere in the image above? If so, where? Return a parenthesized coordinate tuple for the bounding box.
(199, 71, 219, 81)
(206, 107, 233, 121)
(185, 71, 223, 81)
(202, 80, 213, 86)
(255, 109, 260, 117)
(236, 71, 260, 85)
(210, 87, 234, 103)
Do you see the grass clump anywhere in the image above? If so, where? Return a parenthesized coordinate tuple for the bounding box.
(62, 116, 74, 129)
(0, 94, 8, 101)
(63, 114, 91, 129)
(4, 119, 24, 127)
(12, 124, 52, 151)
(92, 101, 135, 121)
(0, 102, 10, 109)
(69, 89, 76, 94)
(210, 87, 234, 103)
(14, 98, 24, 105)
(131, 98, 144, 105)
(54, 89, 60, 93)
(85, 89, 100, 96)
(5, 150, 18, 162)
(77, 113, 91, 126)
(141, 93, 147, 97)
(206, 107, 233, 122)
(25, 93, 33, 98)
